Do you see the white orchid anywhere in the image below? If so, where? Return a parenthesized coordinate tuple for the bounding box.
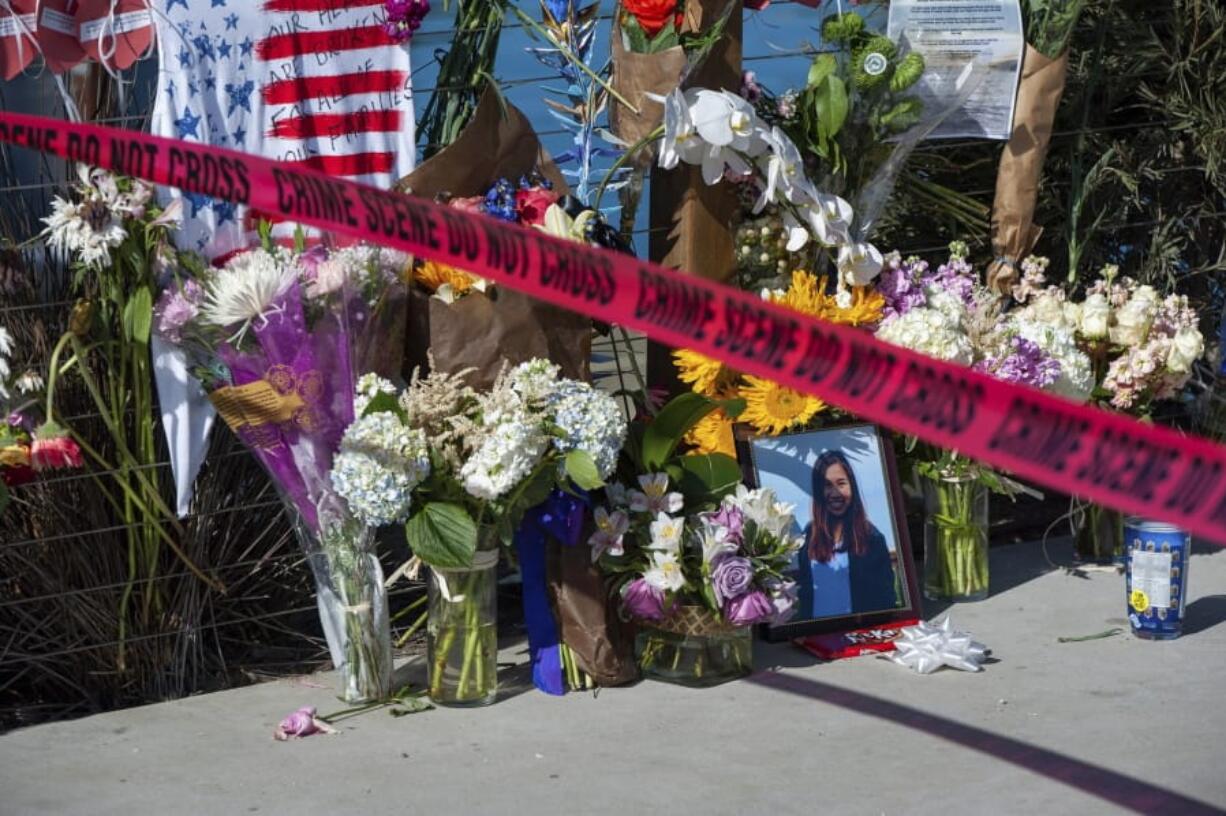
(657, 88, 704, 171)
(688, 89, 768, 156)
(837, 241, 885, 289)
(755, 126, 813, 212)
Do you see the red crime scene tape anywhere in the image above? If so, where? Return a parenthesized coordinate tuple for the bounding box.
(1, 113, 1223, 544)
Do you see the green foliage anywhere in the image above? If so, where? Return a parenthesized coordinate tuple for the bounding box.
(406, 501, 479, 569)
(621, 14, 679, 53)
(564, 449, 605, 490)
(641, 392, 723, 470)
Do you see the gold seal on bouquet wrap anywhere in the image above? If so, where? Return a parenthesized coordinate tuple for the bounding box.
(208, 365, 326, 443)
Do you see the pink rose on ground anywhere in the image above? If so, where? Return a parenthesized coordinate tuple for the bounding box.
(449, 196, 485, 214)
(273, 706, 336, 741)
(622, 577, 666, 621)
(30, 433, 83, 471)
(724, 590, 775, 626)
(515, 186, 559, 227)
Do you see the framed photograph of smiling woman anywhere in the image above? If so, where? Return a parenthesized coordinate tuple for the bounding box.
(738, 423, 921, 641)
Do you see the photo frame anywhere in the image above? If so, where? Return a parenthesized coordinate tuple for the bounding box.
(737, 422, 921, 642)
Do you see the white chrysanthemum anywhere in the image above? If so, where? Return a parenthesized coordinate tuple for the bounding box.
(460, 412, 549, 500)
(548, 380, 627, 479)
(1013, 320, 1094, 402)
(353, 373, 398, 417)
(876, 307, 974, 365)
(42, 196, 127, 269)
(202, 249, 296, 328)
(14, 371, 43, 394)
(509, 358, 562, 406)
(331, 412, 431, 527)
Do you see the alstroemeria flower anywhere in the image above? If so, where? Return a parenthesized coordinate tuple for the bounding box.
(628, 473, 684, 515)
(589, 506, 630, 561)
(648, 512, 685, 553)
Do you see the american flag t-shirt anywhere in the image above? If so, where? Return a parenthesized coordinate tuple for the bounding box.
(150, 0, 417, 258)
(148, 0, 417, 518)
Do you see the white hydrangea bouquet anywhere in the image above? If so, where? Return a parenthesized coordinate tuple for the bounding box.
(333, 358, 627, 704)
(154, 240, 408, 703)
(1010, 257, 1204, 562)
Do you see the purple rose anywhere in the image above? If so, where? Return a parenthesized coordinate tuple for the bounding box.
(711, 556, 754, 605)
(724, 590, 775, 626)
(273, 706, 334, 741)
(710, 503, 745, 543)
(622, 578, 666, 621)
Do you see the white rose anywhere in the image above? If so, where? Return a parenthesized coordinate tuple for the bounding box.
(1110, 286, 1159, 347)
(1061, 301, 1083, 331)
(1166, 326, 1204, 373)
(1028, 291, 1067, 326)
(1078, 293, 1111, 340)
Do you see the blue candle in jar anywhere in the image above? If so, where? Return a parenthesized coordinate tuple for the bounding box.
(1124, 519, 1191, 640)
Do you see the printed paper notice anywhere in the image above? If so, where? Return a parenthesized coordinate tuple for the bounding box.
(887, 0, 1024, 140)
(1131, 550, 1173, 609)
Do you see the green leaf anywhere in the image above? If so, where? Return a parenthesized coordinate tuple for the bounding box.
(719, 397, 747, 420)
(362, 391, 406, 421)
(814, 74, 849, 143)
(806, 53, 838, 88)
(405, 502, 478, 569)
(646, 20, 679, 53)
(123, 285, 153, 345)
(642, 393, 720, 471)
(675, 453, 743, 501)
(621, 14, 649, 53)
(564, 449, 604, 490)
(516, 463, 557, 510)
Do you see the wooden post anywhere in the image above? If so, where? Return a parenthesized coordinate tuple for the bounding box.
(646, 0, 743, 393)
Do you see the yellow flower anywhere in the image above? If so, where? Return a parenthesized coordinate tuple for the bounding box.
(684, 408, 737, 457)
(0, 444, 30, 467)
(414, 261, 482, 296)
(770, 270, 884, 327)
(739, 375, 824, 435)
(673, 349, 736, 397)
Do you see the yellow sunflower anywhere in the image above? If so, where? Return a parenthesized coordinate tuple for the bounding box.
(414, 260, 482, 295)
(770, 270, 884, 327)
(684, 408, 737, 457)
(673, 348, 736, 397)
(739, 375, 825, 435)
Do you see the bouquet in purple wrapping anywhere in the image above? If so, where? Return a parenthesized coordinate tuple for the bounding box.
(155, 240, 409, 703)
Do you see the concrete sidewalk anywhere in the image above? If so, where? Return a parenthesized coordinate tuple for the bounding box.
(2, 539, 1225, 815)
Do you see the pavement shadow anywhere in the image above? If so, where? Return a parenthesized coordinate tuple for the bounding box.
(748, 671, 1225, 815)
(1183, 595, 1226, 637)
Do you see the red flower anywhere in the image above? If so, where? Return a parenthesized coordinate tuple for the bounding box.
(1, 464, 35, 487)
(623, 0, 680, 37)
(30, 436, 84, 471)
(515, 186, 559, 227)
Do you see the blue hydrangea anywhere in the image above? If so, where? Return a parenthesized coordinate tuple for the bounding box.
(548, 381, 627, 479)
(331, 413, 431, 527)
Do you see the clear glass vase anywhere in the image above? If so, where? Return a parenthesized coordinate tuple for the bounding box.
(923, 474, 990, 602)
(426, 549, 499, 707)
(1072, 501, 1124, 565)
(635, 607, 752, 687)
(308, 516, 393, 704)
